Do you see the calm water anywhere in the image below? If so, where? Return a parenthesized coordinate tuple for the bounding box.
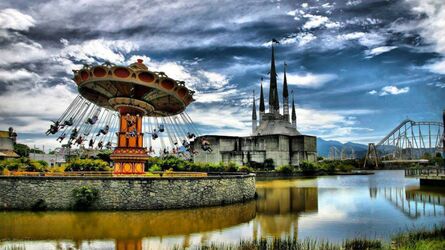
(1, 170, 444, 250)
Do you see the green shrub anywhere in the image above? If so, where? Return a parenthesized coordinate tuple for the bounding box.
(264, 158, 275, 170)
(0, 158, 47, 172)
(238, 165, 254, 172)
(276, 165, 294, 174)
(65, 159, 111, 171)
(72, 186, 99, 210)
(300, 161, 317, 175)
(224, 161, 239, 172)
(149, 164, 161, 172)
(337, 164, 353, 172)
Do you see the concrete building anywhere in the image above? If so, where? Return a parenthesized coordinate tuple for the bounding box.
(29, 153, 66, 167)
(0, 128, 19, 159)
(193, 44, 317, 167)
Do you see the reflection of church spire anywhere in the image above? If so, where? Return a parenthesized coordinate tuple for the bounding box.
(259, 77, 265, 121)
(252, 90, 257, 135)
(291, 90, 297, 129)
(269, 42, 279, 113)
(283, 62, 289, 121)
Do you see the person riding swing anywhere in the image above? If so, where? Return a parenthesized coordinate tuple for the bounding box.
(63, 117, 74, 127)
(86, 115, 98, 125)
(152, 129, 158, 140)
(69, 128, 78, 141)
(201, 137, 212, 152)
(187, 132, 195, 139)
(57, 133, 66, 142)
(96, 125, 109, 136)
(46, 121, 60, 135)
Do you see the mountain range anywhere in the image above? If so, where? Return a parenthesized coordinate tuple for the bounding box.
(317, 138, 369, 158)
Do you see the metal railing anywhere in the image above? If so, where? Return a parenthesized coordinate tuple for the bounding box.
(405, 168, 445, 177)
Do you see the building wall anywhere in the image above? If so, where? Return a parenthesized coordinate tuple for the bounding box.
(0, 174, 256, 210)
(193, 134, 317, 167)
(29, 153, 66, 167)
(0, 137, 14, 151)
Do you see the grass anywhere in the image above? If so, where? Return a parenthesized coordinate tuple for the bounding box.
(172, 225, 445, 250)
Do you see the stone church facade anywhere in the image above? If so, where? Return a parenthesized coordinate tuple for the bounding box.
(193, 44, 317, 167)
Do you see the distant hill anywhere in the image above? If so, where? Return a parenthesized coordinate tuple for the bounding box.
(317, 138, 368, 158)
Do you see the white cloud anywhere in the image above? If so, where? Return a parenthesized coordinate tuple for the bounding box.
(0, 42, 47, 65)
(285, 73, 338, 88)
(128, 54, 233, 101)
(368, 90, 377, 95)
(302, 14, 329, 29)
(423, 58, 445, 74)
(338, 32, 366, 41)
(0, 69, 39, 83)
(407, 0, 445, 54)
(0, 9, 35, 31)
(358, 32, 387, 47)
(365, 46, 397, 57)
(280, 33, 317, 46)
(0, 84, 76, 132)
(402, 1, 445, 74)
(378, 85, 410, 96)
(60, 39, 138, 64)
(346, 0, 362, 6)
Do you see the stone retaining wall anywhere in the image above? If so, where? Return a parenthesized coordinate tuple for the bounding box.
(0, 174, 256, 210)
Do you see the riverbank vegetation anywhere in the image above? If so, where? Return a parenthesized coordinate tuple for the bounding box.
(173, 225, 445, 250)
(0, 155, 363, 176)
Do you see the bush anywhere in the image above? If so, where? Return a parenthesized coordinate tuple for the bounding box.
(0, 158, 47, 172)
(238, 165, 254, 172)
(300, 161, 317, 175)
(276, 165, 294, 174)
(224, 161, 239, 172)
(263, 158, 275, 170)
(337, 164, 353, 172)
(72, 186, 99, 210)
(65, 159, 111, 171)
(149, 164, 161, 172)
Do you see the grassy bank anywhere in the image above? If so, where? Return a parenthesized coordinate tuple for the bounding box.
(173, 225, 445, 250)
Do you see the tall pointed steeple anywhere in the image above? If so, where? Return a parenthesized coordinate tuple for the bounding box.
(291, 90, 297, 129)
(283, 62, 289, 120)
(259, 77, 265, 121)
(252, 90, 257, 135)
(269, 42, 279, 113)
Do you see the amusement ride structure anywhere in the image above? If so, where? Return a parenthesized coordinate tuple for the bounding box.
(364, 114, 444, 168)
(46, 59, 200, 174)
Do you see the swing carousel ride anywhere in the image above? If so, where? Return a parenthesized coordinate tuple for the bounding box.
(46, 59, 201, 174)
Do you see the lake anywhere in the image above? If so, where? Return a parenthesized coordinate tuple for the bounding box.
(0, 170, 444, 249)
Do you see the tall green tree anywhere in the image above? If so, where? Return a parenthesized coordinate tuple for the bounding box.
(14, 143, 30, 157)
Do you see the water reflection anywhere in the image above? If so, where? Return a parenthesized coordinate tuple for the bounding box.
(254, 186, 318, 238)
(1, 171, 445, 249)
(371, 186, 445, 218)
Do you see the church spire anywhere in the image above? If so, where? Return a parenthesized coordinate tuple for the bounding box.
(291, 90, 297, 129)
(283, 62, 289, 120)
(252, 90, 257, 135)
(259, 77, 265, 121)
(269, 40, 280, 113)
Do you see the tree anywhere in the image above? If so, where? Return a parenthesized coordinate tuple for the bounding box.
(14, 143, 30, 157)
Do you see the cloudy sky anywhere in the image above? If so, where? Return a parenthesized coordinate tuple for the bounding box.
(0, 0, 444, 149)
